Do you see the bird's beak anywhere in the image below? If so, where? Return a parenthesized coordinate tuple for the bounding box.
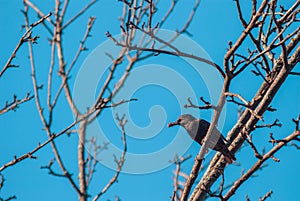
(168, 120, 180, 127)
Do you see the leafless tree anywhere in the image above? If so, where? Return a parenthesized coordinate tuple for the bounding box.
(1, 0, 299, 201)
(112, 0, 299, 201)
(0, 0, 198, 200)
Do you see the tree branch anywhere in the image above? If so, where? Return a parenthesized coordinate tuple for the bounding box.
(0, 12, 52, 77)
(223, 130, 300, 200)
(92, 114, 128, 201)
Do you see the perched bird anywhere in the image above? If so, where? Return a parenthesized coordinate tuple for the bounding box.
(168, 114, 236, 163)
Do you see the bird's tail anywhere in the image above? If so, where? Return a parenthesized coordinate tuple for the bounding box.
(219, 135, 236, 163)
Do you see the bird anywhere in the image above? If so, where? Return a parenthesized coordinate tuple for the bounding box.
(168, 114, 236, 163)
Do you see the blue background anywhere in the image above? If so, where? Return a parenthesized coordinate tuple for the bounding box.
(0, 0, 299, 200)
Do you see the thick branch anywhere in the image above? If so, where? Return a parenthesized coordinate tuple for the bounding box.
(78, 120, 88, 200)
(180, 76, 231, 201)
(190, 34, 300, 201)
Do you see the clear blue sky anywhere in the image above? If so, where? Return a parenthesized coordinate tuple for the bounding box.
(0, 0, 299, 201)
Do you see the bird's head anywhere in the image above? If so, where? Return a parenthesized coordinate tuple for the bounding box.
(168, 114, 196, 128)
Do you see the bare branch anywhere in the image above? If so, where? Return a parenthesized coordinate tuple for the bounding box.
(97, 98, 138, 109)
(292, 115, 300, 131)
(0, 12, 52, 77)
(62, 0, 98, 29)
(224, 0, 269, 74)
(0, 117, 83, 172)
(66, 17, 96, 76)
(92, 114, 128, 201)
(259, 190, 273, 201)
(170, 154, 192, 201)
(190, 17, 300, 201)
(23, 0, 55, 25)
(181, 75, 232, 201)
(245, 135, 263, 159)
(0, 174, 17, 200)
(78, 120, 88, 200)
(255, 119, 282, 129)
(106, 25, 225, 78)
(86, 139, 109, 186)
(41, 159, 67, 177)
(225, 92, 263, 120)
(160, 0, 178, 27)
(177, 0, 200, 35)
(23, 3, 82, 195)
(184, 97, 216, 110)
(54, 0, 80, 117)
(223, 130, 300, 200)
(289, 71, 300, 76)
(0, 93, 33, 115)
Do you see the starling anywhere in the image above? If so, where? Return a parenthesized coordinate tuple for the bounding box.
(168, 114, 236, 163)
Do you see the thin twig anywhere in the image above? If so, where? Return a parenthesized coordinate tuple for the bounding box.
(223, 130, 300, 200)
(92, 114, 128, 201)
(225, 92, 263, 120)
(0, 93, 33, 115)
(0, 117, 83, 172)
(259, 190, 273, 201)
(0, 12, 52, 77)
(170, 154, 191, 201)
(184, 97, 216, 110)
(62, 0, 98, 29)
(23, 4, 81, 195)
(107, 29, 225, 78)
(255, 119, 282, 129)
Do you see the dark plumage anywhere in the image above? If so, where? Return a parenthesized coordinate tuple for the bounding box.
(168, 114, 236, 163)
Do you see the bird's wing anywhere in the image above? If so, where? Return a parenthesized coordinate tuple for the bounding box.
(198, 119, 224, 148)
